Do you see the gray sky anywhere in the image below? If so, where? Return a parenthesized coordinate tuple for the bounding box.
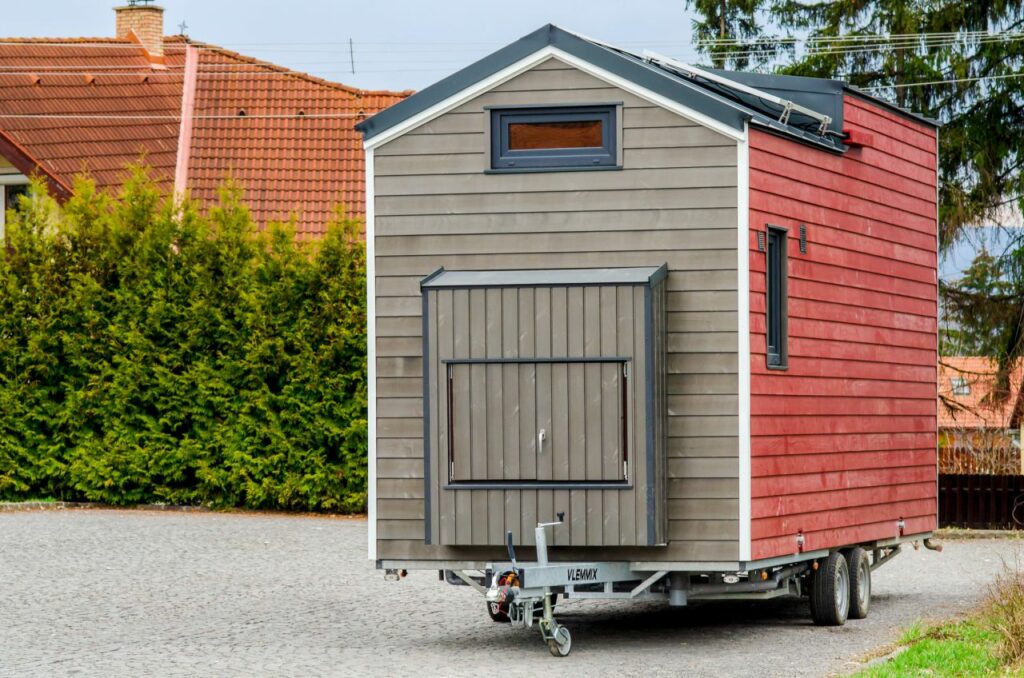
(3, 0, 702, 92)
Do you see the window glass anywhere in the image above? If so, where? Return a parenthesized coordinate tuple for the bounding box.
(507, 120, 603, 150)
(766, 228, 788, 368)
(951, 378, 971, 396)
(5, 184, 28, 211)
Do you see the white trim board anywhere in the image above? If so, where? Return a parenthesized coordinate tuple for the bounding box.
(366, 147, 377, 561)
(0, 173, 29, 186)
(736, 126, 752, 562)
(363, 45, 745, 151)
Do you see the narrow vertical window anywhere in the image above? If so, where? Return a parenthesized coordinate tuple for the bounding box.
(766, 227, 788, 368)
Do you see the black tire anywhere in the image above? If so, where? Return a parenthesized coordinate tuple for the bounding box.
(809, 551, 850, 626)
(845, 547, 871, 620)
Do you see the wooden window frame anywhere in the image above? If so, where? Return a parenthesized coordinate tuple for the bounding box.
(766, 225, 789, 369)
(488, 105, 618, 172)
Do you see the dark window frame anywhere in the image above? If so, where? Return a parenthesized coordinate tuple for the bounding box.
(444, 356, 631, 489)
(766, 225, 789, 369)
(4, 184, 29, 211)
(489, 105, 619, 172)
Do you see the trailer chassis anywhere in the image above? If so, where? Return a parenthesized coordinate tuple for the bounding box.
(386, 521, 937, 657)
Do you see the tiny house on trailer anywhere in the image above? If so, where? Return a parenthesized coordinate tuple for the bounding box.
(357, 25, 941, 656)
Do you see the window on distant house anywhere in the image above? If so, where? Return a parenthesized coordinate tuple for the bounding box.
(1, 182, 29, 242)
(490, 105, 618, 171)
(766, 226, 788, 369)
(951, 377, 971, 396)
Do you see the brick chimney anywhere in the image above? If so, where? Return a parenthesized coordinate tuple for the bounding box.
(115, 3, 165, 58)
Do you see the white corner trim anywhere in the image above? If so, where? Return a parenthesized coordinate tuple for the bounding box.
(736, 127, 752, 562)
(363, 44, 745, 150)
(366, 147, 378, 561)
(364, 47, 561, 150)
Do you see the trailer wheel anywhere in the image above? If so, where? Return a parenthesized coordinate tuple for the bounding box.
(809, 551, 850, 626)
(547, 626, 572, 657)
(845, 547, 871, 620)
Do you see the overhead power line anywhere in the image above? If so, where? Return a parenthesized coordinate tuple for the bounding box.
(861, 71, 1024, 90)
(698, 29, 1022, 46)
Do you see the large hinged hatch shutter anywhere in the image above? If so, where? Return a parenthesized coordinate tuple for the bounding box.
(421, 266, 668, 548)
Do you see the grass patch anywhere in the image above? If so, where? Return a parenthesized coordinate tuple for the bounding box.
(988, 557, 1024, 667)
(859, 556, 1024, 677)
(858, 618, 1003, 677)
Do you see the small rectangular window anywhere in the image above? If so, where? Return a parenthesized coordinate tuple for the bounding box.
(951, 377, 970, 396)
(490, 105, 617, 170)
(766, 227, 788, 368)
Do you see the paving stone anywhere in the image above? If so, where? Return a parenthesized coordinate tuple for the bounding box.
(0, 510, 1019, 677)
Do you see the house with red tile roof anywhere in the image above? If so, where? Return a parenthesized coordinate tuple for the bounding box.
(938, 357, 1024, 474)
(0, 3, 409, 239)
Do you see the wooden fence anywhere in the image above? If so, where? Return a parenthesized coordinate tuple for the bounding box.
(938, 474, 1024, 529)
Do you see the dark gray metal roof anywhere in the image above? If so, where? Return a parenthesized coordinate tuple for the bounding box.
(421, 265, 668, 289)
(705, 69, 846, 135)
(357, 25, 750, 142)
(356, 24, 937, 153)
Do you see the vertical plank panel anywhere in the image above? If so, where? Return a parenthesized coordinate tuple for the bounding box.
(535, 287, 554, 533)
(437, 290, 455, 544)
(485, 288, 504, 543)
(535, 288, 553, 482)
(616, 285, 636, 545)
(469, 289, 488, 544)
(452, 290, 472, 544)
(551, 288, 569, 481)
(601, 363, 621, 544)
(502, 288, 521, 537)
(567, 286, 586, 545)
(518, 288, 537, 545)
(584, 286, 602, 544)
(633, 285, 648, 543)
(550, 287, 570, 543)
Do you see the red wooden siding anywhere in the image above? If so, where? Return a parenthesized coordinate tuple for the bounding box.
(748, 95, 938, 561)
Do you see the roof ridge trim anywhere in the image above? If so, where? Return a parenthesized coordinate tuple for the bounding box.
(183, 39, 411, 98)
(360, 44, 745, 150)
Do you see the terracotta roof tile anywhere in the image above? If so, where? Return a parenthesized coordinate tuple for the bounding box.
(0, 35, 408, 235)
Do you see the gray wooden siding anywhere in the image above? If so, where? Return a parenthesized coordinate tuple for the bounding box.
(375, 56, 740, 563)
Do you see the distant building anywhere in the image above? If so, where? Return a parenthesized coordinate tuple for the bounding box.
(939, 357, 1024, 475)
(0, 3, 409, 239)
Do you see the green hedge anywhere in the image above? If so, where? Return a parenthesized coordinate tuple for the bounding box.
(0, 171, 368, 511)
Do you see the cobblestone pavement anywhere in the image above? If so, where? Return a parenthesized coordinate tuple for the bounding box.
(1, 510, 1020, 678)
